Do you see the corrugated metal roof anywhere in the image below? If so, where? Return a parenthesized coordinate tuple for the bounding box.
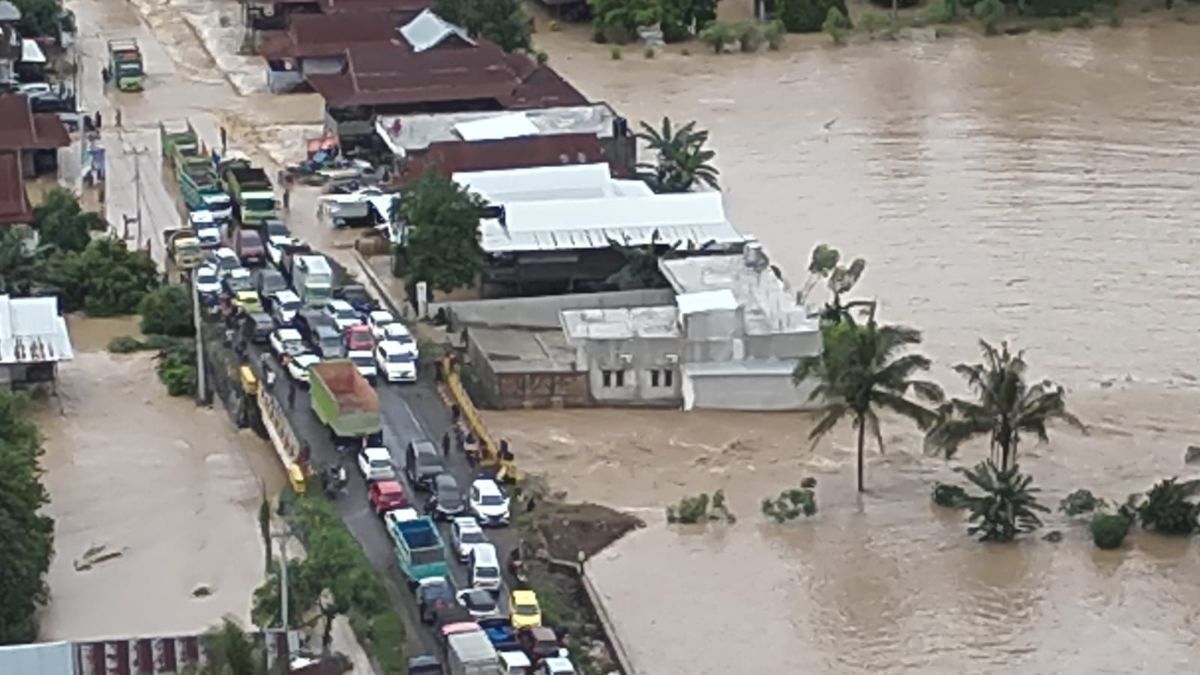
(455, 163, 615, 201)
(0, 641, 73, 675)
(375, 103, 621, 154)
(0, 151, 30, 225)
(677, 289, 738, 315)
(0, 95, 71, 151)
(453, 113, 539, 141)
(477, 190, 744, 254)
(398, 9, 473, 53)
(0, 295, 74, 363)
(400, 134, 611, 182)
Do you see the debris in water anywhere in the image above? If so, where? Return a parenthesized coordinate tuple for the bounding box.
(192, 584, 213, 598)
(1043, 531, 1064, 543)
(1185, 446, 1200, 464)
(73, 544, 125, 571)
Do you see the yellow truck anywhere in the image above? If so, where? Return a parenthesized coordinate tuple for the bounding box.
(164, 229, 204, 270)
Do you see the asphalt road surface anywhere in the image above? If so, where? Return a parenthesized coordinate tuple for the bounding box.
(245, 332, 521, 662)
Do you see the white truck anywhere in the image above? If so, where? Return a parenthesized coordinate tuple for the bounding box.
(294, 254, 333, 308)
(447, 630, 500, 675)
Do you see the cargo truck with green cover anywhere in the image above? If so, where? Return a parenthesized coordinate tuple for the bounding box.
(219, 154, 277, 225)
(309, 360, 381, 440)
(160, 120, 233, 222)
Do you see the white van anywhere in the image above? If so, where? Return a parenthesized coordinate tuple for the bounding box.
(468, 544, 502, 592)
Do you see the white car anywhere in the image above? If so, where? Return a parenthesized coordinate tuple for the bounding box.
(381, 323, 419, 357)
(194, 265, 221, 296)
(324, 299, 361, 332)
(188, 210, 222, 249)
(266, 235, 298, 267)
(468, 544, 502, 592)
(269, 328, 306, 359)
(213, 247, 241, 277)
(358, 446, 395, 482)
(456, 588, 499, 620)
(367, 310, 396, 340)
(270, 290, 301, 326)
(285, 352, 321, 383)
(470, 479, 510, 526)
(375, 341, 417, 383)
(537, 657, 578, 675)
(451, 517, 489, 562)
(348, 350, 378, 383)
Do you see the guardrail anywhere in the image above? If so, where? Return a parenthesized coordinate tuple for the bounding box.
(257, 386, 309, 493)
(542, 556, 638, 675)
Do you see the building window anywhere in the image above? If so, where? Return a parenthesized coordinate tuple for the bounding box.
(602, 369, 613, 387)
(650, 369, 660, 387)
(615, 369, 626, 387)
(663, 368, 673, 388)
(649, 369, 674, 388)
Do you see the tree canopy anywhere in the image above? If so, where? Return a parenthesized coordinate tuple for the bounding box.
(42, 237, 160, 315)
(139, 285, 195, 337)
(0, 230, 40, 297)
(0, 392, 54, 643)
(32, 188, 104, 254)
(12, 0, 62, 39)
(397, 171, 487, 294)
(636, 117, 720, 193)
(434, 0, 531, 52)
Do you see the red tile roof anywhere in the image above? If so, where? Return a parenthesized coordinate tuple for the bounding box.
(0, 95, 70, 150)
(258, 12, 417, 60)
(401, 133, 614, 182)
(308, 41, 585, 110)
(317, 0, 430, 12)
(0, 151, 32, 225)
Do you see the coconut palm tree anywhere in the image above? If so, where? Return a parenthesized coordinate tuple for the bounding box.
(794, 320, 944, 492)
(925, 340, 1085, 471)
(636, 117, 720, 192)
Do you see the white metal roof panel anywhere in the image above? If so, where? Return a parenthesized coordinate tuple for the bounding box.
(454, 113, 540, 142)
(21, 39, 46, 64)
(0, 295, 73, 364)
(0, 641, 73, 675)
(677, 289, 738, 315)
(455, 163, 615, 202)
(399, 9, 474, 53)
(479, 191, 743, 253)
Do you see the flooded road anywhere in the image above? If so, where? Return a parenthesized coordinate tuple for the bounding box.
(37, 317, 284, 639)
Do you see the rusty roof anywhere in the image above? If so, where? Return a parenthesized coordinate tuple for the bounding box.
(0, 152, 31, 225)
(309, 41, 585, 110)
(0, 94, 70, 150)
(318, 0, 429, 12)
(401, 133, 616, 182)
(258, 12, 419, 60)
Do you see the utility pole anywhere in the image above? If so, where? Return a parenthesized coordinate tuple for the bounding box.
(271, 529, 298, 657)
(123, 144, 150, 253)
(192, 267, 207, 403)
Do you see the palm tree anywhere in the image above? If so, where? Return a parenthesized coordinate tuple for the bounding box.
(0, 229, 41, 296)
(925, 340, 1085, 471)
(636, 117, 720, 192)
(202, 617, 267, 675)
(794, 320, 944, 492)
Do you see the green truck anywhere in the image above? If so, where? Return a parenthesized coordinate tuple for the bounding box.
(309, 360, 381, 440)
(387, 514, 449, 584)
(219, 154, 277, 225)
(160, 120, 234, 223)
(107, 38, 144, 92)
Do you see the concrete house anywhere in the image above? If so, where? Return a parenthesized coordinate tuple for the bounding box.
(0, 294, 74, 390)
(0, 1, 22, 85)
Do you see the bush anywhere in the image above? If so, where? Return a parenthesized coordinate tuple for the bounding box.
(610, 46, 622, 59)
(1136, 478, 1200, 535)
(762, 479, 818, 522)
(1060, 489, 1102, 516)
(857, 10, 889, 33)
(107, 335, 146, 353)
(972, 0, 1004, 34)
(932, 482, 969, 508)
(535, 50, 549, 65)
(666, 490, 735, 524)
(643, 45, 656, 58)
(154, 337, 196, 397)
(822, 5, 851, 43)
(764, 19, 786, 49)
(1026, 0, 1093, 17)
(920, 0, 958, 23)
(782, 0, 850, 33)
(367, 611, 407, 675)
(1090, 513, 1131, 549)
(734, 20, 766, 51)
(1046, 17, 1064, 30)
(959, 460, 1049, 542)
(699, 20, 737, 52)
(1071, 12, 1093, 28)
(138, 285, 195, 337)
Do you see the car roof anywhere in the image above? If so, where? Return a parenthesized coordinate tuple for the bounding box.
(369, 310, 394, 321)
(472, 544, 499, 565)
(216, 247, 236, 257)
(274, 290, 300, 301)
(363, 446, 390, 460)
(229, 268, 251, 279)
(197, 265, 218, 276)
(454, 516, 481, 530)
(511, 589, 537, 603)
(347, 323, 371, 333)
(385, 507, 420, 523)
(328, 299, 353, 310)
(435, 473, 458, 488)
(472, 479, 503, 496)
(378, 340, 410, 354)
(276, 328, 302, 340)
(295, 353, 320, 365)
(374, 480, 404, 493)
(542, 657, 575, 673)
(384, 323, 412, 336)
(411, 440, 438, 454)
(236, 290, 258, 298)
(499, 651, 532, 667)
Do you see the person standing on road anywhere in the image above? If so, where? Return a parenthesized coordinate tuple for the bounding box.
(442, 431, 451, 457)
(265, 368, 276, 391)
(282, 187, 291, 211)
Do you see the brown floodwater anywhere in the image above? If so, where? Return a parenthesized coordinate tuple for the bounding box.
(506, 19, 1200, 675)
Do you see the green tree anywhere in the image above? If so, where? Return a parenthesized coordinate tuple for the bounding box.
(605, 230, 681, 290)
(434, 0, 531, 52)
(12, 0, 62, 39)
(779, 0, 850, 33)
(972, 0, 1004, 34)
(589, 0, 664, 43)
(958, 459, 1049, 542)
(0, 392, 55, 643)
(32, 188, 102, 254)
(138, 285, 195, 337)
(0, 229, 40, 296)
(925, 340, 1085, 472)
(399, 171, 487, 294)
(41, 238, 159, 315)
(794, 320, 943, 492)
(636, 117, 720, 193)
(821, 5, 851, 42)
(201, 618, 268, 675)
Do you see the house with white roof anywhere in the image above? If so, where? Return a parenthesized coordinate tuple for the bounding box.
(0, 294, 73, 390)
(450, 163, 746, 296)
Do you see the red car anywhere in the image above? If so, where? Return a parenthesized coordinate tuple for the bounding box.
(368, 480, 409, 514)
(345, 324, 375, 352)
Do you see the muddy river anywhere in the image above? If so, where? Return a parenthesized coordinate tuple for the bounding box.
(54, 0, 1200, 667)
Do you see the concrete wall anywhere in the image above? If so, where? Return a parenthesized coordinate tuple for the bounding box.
(681, 308, 742, 341)
(682, 368, 819, 411)
(302, 56, 344, 75)
(744, 331, 821, 360)
(439, 289, 676, 331)
(581, 337, 682, 405)
(466, 336, 588, 408)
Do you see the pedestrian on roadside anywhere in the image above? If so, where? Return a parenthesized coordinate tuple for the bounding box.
(442, 431, 451, 457)
(283, 187, 291, 210)
(115, 108, 122, 128)
(220, 126, 227, 153)
(94, 111, 102, 129)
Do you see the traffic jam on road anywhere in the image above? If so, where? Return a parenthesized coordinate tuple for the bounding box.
(164, 118, 580, 675)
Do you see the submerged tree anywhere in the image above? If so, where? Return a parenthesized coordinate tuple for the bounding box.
(958, 460, 1049, 542)
(636, 117, 720, 193)
(797, 243, 870, 323)
(794, 320, 943, 492)
(925, 340, 1085, 471)
(434, 0, 531, 52)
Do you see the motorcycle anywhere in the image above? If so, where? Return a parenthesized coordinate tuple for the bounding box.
(322, 464, 349, 498)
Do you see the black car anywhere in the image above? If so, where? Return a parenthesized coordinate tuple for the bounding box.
(417, 576, 456, 624)
(405, 440, 445, 492)
(407, 656, 442, 675)
(242, 312, 274, 344)
(254, 268, 288, 300)
(260, 217, 290, 240)
(426, 473, 466, 520)
(334, 284, 378, 314)
(295, 309, 336, 344)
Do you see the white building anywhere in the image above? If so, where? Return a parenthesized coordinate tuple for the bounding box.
(0, 295, 73, 390)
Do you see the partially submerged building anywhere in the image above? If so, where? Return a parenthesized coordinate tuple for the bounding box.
(374, 105, 636, 180)
(0, 93, 71, 177)
(0, 294, 73, 390)
(451, 162, 744, 296)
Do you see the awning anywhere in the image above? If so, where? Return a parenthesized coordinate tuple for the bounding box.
(21, 39, 46, 64)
